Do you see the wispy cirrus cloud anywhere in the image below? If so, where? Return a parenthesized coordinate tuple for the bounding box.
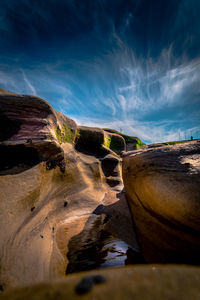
(0, 0, 200, 143)
(20, 69, 37, 95)
(0, 44, 200, 144)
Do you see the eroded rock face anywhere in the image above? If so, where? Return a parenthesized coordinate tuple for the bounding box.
(0, 89, 77, 174)
(0, 90, 133, 290)
(122, 141, 200, 264)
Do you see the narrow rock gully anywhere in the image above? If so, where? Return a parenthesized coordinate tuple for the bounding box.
(65, 189, 146, 275)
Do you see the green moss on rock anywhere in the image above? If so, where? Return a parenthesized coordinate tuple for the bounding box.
(103, 128, 145, 148)
(104, 133, 124, 152)
(167, 140, 195, 145)
(104, 135, 111, 149)
(55, 123, 75, 144)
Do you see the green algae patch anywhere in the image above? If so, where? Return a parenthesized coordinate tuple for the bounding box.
(103, 128, 145, 148)
(167, 140, 196, 145)
(104, 133, 124, 152)
(55, 123, 75, 144)
(104, 134, 111, 149)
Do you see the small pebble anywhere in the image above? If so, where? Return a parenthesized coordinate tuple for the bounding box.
(75, 275, 106, 294)
(76, 276, 94, 294)
(92, 275, 106, 284)
(40, 235, 44, 239)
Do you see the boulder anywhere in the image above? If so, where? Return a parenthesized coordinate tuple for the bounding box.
(122, 141, 200, 263)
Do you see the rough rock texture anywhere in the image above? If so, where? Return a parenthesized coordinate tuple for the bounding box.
(0, 90, 135, 290)
(1, 265, 200, 300)
(122, 141, 200, 264)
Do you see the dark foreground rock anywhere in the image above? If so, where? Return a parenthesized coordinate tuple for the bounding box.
(1, 265, 200, 300)
(122, 141, 200, 264)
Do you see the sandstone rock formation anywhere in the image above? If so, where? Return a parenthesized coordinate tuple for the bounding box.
(1, 88, 200, 297)
(122, 141, 200, 264)
(0, 89, 135, 290)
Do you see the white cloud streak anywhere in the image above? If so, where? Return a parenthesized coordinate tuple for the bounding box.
(21, 69, 37, 95)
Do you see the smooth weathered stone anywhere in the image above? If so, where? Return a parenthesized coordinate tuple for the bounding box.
(122, 141, 200, 263)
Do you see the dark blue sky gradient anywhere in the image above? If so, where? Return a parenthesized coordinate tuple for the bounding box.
(0, 0, 200, 143)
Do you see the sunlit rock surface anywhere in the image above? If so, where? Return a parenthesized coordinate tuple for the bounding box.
(122, 141, 200, 263)
(0, 89, 135, 290)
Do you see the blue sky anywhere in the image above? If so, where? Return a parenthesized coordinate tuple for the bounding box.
(0, 0, 200, 143)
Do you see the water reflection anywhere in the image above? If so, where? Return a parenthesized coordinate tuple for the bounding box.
(66, 230, 146, 274)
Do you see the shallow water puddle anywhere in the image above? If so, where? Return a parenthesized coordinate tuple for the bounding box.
(66, 230, 146, 274)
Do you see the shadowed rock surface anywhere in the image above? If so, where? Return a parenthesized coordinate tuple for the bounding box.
(75, 126, 125, 156)
(122, 141, 200, 264)
(65, 191, 145, 274)
(75, 126, 107, 156)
